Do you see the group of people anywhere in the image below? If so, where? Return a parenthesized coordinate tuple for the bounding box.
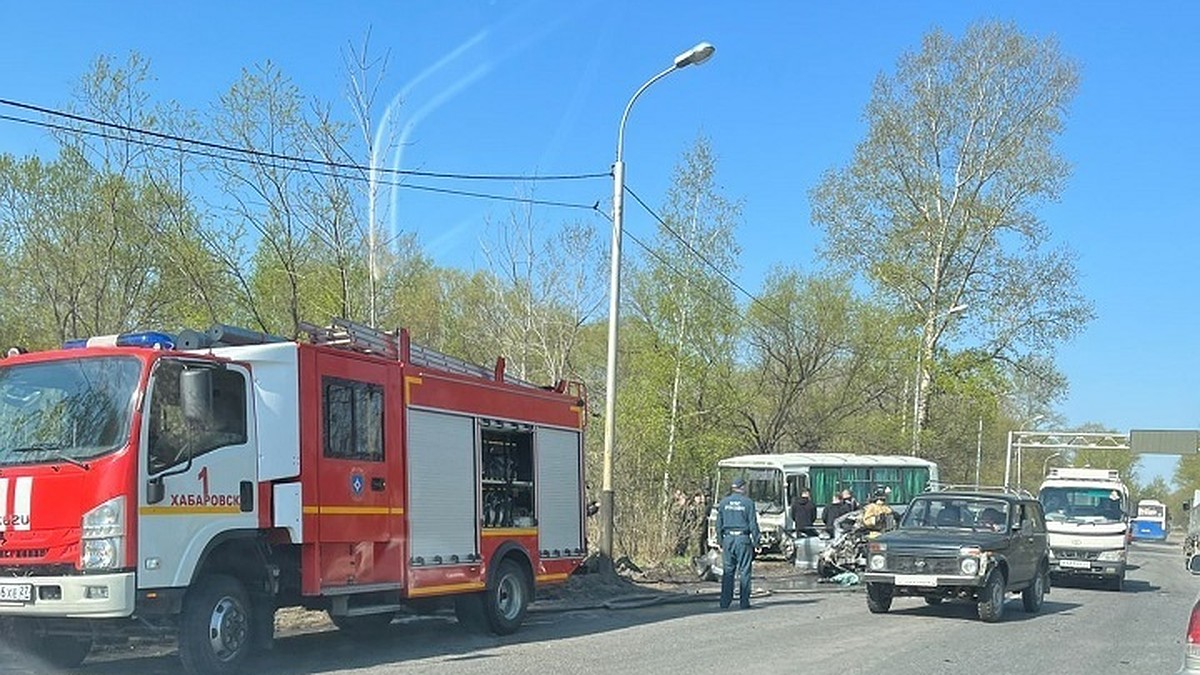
(714, 479, 895, 609)
(818, 489, 861, 536)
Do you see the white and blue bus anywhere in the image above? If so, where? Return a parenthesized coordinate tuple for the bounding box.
(1131, 499, 1169, 541)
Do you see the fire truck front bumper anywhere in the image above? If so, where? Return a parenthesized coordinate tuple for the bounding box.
(0, 571, 135, 618)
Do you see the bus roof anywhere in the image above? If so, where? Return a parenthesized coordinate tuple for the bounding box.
(717, 453, 937, 471)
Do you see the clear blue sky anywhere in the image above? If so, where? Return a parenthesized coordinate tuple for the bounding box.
(2, 1, 1197, 482)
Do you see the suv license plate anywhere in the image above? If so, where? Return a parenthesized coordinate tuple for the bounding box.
(1059, 559, 1092, 569)
(0, 584, 32, 603)
(894, 574, 938, 587)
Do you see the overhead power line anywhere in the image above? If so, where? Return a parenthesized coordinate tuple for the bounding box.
(623, 183, 791, 327)
(0, 97, 611, 182)
(0, 112, 606, 213)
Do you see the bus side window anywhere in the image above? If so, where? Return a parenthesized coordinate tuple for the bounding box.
(787, 475, 805, 503)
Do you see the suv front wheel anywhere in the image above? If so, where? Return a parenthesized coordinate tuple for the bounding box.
(977, 570, 1007, 623)
(866, 582, 893, 614)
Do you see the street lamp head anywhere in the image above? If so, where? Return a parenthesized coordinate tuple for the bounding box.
(947, 303, 968, 315)
(674, 42, 716, 68)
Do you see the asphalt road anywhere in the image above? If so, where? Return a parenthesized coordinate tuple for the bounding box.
(5, 539, 1195, 674)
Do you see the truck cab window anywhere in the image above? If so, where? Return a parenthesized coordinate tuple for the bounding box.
(148, 361, 248, 474)
(322, 377, 384, 462)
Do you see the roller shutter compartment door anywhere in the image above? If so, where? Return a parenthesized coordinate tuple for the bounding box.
(536, 428, 583, 555)
(407, 409, 478, 562)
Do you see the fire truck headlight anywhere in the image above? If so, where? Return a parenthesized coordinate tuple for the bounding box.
(81, 496, 126, 569)
(82, 538, 121, 570)
(83, 496, 125, 539)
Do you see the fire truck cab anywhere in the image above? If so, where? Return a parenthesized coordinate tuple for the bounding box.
(0, 320, 587, 673)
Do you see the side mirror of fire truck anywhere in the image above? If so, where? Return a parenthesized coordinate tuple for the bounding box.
(145, 369, 215, 505)
(147, 476, 165, 505)
(180, 368, 215, 429)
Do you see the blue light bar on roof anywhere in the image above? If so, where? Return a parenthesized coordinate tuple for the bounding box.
(63, 331, 177, 350)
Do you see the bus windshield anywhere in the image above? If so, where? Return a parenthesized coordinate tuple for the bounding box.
(716, 466, 784, 514)
(1137, 501, 1165, 520)
(0, 357, 142, 467)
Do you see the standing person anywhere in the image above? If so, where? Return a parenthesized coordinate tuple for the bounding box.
(715, 477, 761, 609)
(823, 492, 846, 536)
(693, 489, 710, 555)
(842, 489, 859, 512)
(862, 486, 895, 532)
(791, 488, 818, 536)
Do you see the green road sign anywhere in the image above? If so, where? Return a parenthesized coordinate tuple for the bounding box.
(1128, 429, 1200, 455)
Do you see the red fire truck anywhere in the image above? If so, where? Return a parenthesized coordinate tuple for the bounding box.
(0, 319, 588, 673)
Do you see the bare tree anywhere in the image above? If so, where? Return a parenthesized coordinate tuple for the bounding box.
(479, 196, 605, 384)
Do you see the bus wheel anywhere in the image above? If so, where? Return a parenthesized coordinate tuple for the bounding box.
(178, 574, 254, 675)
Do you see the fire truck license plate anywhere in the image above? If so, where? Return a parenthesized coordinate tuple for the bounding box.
(0, 584, 32, 602)
(1059, 559, 1091, 569)
(894, 574, 938, 587)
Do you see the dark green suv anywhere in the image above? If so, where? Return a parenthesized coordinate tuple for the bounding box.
(860, 488, 1050, 622)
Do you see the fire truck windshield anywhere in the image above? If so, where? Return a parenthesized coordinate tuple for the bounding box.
(0, 356, 142, 467)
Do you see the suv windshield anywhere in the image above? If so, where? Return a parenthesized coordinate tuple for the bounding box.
(0, 357, 142, 467)
(716, 466, 784, 514)
(1040, 486, 1126, 524)
(901, 496, 1012, 532)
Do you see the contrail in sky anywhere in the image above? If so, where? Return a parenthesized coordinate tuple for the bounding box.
(368, 1, 594, 266)
(368, 30, 491, 277)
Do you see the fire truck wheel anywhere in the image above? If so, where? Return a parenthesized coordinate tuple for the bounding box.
(484, 559, 531, 635)
(2, 618, 92, 669)
(178, 574, 254, 675)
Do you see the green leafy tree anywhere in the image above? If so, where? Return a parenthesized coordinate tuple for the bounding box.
(618, 137, 743, 556)
(53, 53, 233, 331)
(739, 269, 910, 456)
(811, 21, 1093, 457)
(212, 62, 324, 335)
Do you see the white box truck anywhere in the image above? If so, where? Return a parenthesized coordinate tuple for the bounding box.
(1038, 467, 1130, 591)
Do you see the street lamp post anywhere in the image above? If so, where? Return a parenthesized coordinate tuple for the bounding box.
(599, 42, 715, 565)
(1043, 452, 1063, 478)
(974, 416, 984, 486)
(910, 303, 967, 456)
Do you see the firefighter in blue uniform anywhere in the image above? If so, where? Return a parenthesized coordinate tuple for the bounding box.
(715, 477, 761, 609)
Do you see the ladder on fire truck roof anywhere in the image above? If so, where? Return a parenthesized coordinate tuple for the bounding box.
(299, 317, 542, 390)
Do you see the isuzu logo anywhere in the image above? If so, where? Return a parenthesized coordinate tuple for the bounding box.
(915, 559, 927, 569)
